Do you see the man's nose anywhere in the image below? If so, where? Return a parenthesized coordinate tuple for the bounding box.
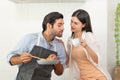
(61, 25, 64, 30)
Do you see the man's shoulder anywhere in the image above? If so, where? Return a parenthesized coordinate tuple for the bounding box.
(23, 32, 39, 40)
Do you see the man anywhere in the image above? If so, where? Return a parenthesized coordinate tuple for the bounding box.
(7, 12, 66, 80)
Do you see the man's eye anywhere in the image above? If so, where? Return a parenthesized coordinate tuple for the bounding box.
(58, 25, 62, 27)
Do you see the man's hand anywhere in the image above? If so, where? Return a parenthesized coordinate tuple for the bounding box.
(47, 54, 58, 60)
(20, 53, 32, 63)
(10, 52, 32, 65)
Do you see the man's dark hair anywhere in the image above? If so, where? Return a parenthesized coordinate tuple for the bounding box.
(42, 12, 63, 32)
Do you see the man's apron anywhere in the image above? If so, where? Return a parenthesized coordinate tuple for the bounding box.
(16, 34, 57, 80)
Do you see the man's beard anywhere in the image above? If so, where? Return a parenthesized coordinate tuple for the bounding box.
(57, 33, 62, 37)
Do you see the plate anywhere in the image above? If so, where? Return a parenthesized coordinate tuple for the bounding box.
(37, 59, 59, 65)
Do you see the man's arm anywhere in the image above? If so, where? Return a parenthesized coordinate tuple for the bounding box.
(54, 62, 64, 75)
(47, 54, 64, 75)
(10, 53, 32, 65)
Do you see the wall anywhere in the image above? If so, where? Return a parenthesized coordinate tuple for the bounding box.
(0, 0, 109, 80)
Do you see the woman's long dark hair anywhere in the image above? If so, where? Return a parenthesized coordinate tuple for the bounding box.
(71, 9, 93, 37)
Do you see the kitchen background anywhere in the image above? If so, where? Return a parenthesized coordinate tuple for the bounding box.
(0, 0, 118, 79)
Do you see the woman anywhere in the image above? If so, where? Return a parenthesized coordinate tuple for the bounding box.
(67, 9, 112, 80)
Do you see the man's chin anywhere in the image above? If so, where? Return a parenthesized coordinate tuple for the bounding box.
(57, 35, 62, 37)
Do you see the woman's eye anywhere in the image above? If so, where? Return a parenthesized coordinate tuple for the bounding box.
(74, 22, 78, 25)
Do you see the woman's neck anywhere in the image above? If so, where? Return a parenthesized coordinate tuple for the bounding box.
(74, 31, 82, 38)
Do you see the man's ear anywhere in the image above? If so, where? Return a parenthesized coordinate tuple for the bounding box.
(47, 23, 52, 29)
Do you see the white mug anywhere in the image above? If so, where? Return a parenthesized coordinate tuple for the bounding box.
(71, 38, 81, 47)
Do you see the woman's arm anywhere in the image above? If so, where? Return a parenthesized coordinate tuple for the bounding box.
(81, 38, 98, 64)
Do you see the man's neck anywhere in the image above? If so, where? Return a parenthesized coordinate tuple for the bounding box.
(43, 32, 54, 42)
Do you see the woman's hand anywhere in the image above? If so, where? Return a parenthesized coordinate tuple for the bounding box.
(80, 38, 87, 47)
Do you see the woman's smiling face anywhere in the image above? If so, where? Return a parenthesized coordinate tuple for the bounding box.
(70, 16, 85, 33)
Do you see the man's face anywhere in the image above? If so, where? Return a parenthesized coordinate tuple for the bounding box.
(51, 18, 64, 37)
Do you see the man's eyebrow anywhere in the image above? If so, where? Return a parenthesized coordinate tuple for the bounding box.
(58, 23, 64, 25)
